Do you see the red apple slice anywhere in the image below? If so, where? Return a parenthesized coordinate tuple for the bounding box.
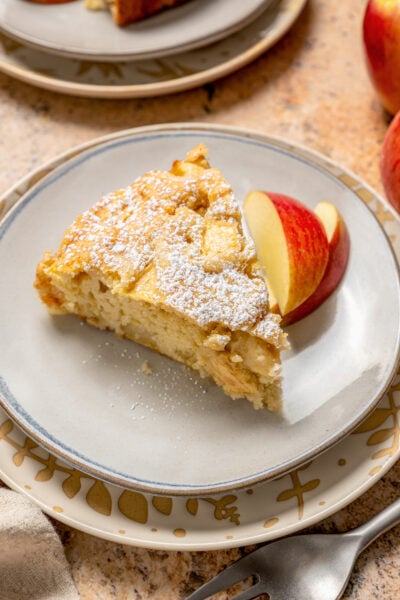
(283, 201, 350, 325)
(243, 191, 329, 315)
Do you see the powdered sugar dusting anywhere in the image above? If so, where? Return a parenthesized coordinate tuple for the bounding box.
(156, 243, 268, 330)
(54, 145, 282, 342)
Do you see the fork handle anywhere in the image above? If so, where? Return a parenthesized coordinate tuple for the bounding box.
(349, 497, 400, 551)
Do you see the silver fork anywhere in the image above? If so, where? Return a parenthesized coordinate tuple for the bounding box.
(185, 497, 400, 600)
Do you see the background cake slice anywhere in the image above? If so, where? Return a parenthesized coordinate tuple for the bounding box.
(112, 0, 190, 26)
(34, 144, 288, 411)
(84, 0, 191, 26)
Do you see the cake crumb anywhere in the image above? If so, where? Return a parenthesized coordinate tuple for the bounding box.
(85, 0, 108, 10)
(140, 361, 153, 375)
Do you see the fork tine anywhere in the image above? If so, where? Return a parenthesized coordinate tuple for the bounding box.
(228, 582, 265, 600)
(185, 553, 260, 600)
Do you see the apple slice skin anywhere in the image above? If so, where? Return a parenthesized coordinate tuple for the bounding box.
(282, 211, 350, 326)
(270, 193, 330, 311)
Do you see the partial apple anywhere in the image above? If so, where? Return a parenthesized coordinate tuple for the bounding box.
(363, 0, 400, 115)
(243, 191, 329, 316)
(282, 201, 350, 325)
(381, 110, 400, 213)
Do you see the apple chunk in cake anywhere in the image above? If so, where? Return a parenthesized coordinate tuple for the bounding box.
(34, 144, 288, 410)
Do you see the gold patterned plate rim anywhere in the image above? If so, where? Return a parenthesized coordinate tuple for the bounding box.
(1, 125, 400, 549)
(0, 0, 307, 98)
(1, 123, 400, 499)
(0, 0, 274, 62)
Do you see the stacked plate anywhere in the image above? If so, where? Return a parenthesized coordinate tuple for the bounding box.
(1, 124, 400, 551)
(0, 0, 307, 98)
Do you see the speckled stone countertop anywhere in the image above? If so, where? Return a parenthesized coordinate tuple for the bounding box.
(1, 1, 400, 598)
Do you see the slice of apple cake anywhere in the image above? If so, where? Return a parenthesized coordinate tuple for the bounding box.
(84, 0, 191, 26)
(34, 144, 288, 410)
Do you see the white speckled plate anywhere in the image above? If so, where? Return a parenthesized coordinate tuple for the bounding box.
(0, 0, 306, 98)
(1, 124, 400, 498)
(0, 0, 273, 62)
(1, 124, 400, 549)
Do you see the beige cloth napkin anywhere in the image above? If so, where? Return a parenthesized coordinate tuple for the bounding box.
(0, 488, 80, 600)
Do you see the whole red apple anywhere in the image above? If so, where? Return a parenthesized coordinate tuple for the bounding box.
(363, 0, 400, 115)
(380, 109, 400, 212)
